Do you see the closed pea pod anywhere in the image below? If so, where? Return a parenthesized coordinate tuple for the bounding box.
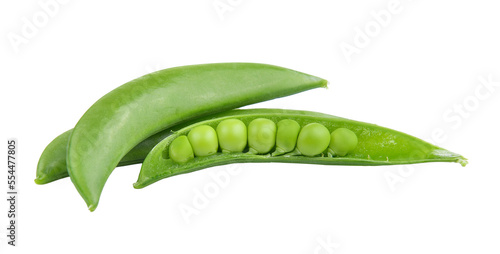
(247, 118, 277, 154)
(35, 130, 73, 184)
(295, 123, 331, 157)
(217, 119, 247, 153)
(168, 136, 194, 163)
(188, 125, 218, 157)
(328, 128, 358, 157)
(272, 119, 301, 156)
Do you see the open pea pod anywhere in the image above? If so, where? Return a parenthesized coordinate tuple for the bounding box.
(134, 109, 467, 189)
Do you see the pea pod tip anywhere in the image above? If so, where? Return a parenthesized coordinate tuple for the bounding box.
(431, 149, 468, 167)
(321, 80, 329, 89)
(458, 157, 468, 167)
(88, 204, 97, 212)
(34, 176, 50, 185)
(133, 176, 153, 189)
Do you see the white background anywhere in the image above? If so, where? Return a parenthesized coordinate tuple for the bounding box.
(1, 0, 499, 253)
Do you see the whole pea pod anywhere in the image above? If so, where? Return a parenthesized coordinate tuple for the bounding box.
(66, 63, 327, 211)
(134, 109, 467, 189)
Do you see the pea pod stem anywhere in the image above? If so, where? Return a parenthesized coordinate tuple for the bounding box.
(65, 63, 327, 211)
(134, 109, 467, 189)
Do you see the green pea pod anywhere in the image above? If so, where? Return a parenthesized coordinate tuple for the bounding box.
(36, 130, 73, 184)
(134, 109, 467, 189)
(66, 63, 327, 211)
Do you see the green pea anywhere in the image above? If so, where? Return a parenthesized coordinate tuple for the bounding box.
(217, 119, 247, 153)
(247, 118, 276, 154)
(272, 119, 300, 156)
(187, 125, 218, 157)
(168, 136, 194, 163)
(296, 123, 330, 157)
(328, 128, 358, 157)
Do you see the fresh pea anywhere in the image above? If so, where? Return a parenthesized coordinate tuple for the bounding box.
(169, 136, 194, 163)
(188, 125, 218, 157)
(247, 118, 276, 154)
(295, 123, 330, 157)
(217, 119, 247, 153)
(328, 128, 358, 157)
(134, 109, 467, 189)
(63, 63, 327, 211)
(272, 119, 300, 156)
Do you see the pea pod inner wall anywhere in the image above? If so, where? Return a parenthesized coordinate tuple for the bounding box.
(66, 63, 327, 211)
(135, 109, 467, 189)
